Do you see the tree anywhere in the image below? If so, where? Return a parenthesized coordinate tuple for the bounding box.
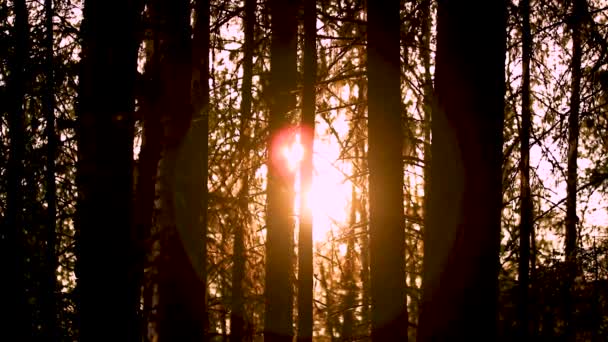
(231, 0, 255, 340)
(3, 0, 29, 338)
(132, 4, 164, 339)
(42, 0, 59, 339)
(297, 0, 316, 340)
(76, 0, 143, 339)
(518, 0, 534, 338)
(265, 0, 298, 340)
(156, 0, 208, 339)
(366, 0, 408, 340)
(417, 0, 506, 339)
(564, 0, 584, 339)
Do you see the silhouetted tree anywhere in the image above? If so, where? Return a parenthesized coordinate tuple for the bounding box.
(76, 0, 143, 339)
(418, 0, 506, 339)
(231, 0, 255, 340)
(367, 0, 408, 340)
(133, 4, 163, 340)
(297, 0, 316, 340)
(265, 0, 298, 340)
(42, 0, 59, 339)
(518, 0, 534, 339)
(3, 0, 29, 338)
(564, 0, 584, 339)
(155, 0, 208, 339)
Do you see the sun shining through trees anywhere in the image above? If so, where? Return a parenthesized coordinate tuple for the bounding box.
(277, 126, 353, 243)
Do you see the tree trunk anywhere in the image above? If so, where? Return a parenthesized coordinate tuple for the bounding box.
(264, 0, 298, 340)
(297, 0, 316, 340)
(420, 2, 433, 335)
(76, 0, 143, 339)
(417, 0, 506, 340)
(133, 5, 163, 340)
(190, 0, 211, 336)
(231, 0, 255, 340)
(3, 0, 29, 338)
(357, 83, 370, 338)
(340, 184, 357, 340)
(156, 0, 208, 339)
(564, 0, 584, 339)
(43, 0, 59, 339)
(518, 0, 534, 339)
(366, 0, 408, 340)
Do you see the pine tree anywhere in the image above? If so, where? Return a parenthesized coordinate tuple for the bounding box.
(76, 0, 143, 339)
(264, 0, 298, 340)
(367, 0, 408, 339)
(418, 0, 506, 339)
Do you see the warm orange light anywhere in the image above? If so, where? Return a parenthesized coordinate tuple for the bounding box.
(271, 125, 353, 243)
(282, 133, 304, 171)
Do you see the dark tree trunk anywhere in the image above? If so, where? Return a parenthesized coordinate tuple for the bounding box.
(417, 0, 506, 340)
(3, 0, 29, 338)
(420, 3, 433, 334)
(43, 0, 59, 339)
(264, 0, 298, 340)
(76, 0, 143, 339)
(518, 0, 534, 339)
(189, 0, 211, 336)
(357, 82, 370, 338)
(231, 0, 255, 340)
(297, 0, 316, 340)
(366, 0, 408, 340)
(133, 5, 163, 340)
(156, 0, 208, 339)
(564, 0, 584, 340)
(340, 184, 357, 341)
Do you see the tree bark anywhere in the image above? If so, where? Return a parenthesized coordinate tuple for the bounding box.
(366, 0, 408, 340)
(417, 0, 506, 340)
(76, 0, 143, 339)
(297, 0, 316, 340)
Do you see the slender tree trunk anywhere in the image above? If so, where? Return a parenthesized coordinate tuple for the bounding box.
(231, 0, 255, 340)
(340, 184, 357, 340)
(76, 0, 143, 339)
(43, 0, 59, 339)
(156, 0, 208, 339)
(421, 0, 432, 216)
(133, 6, 163, 339)
(420, 2, 433, 333)
(357, 82, 370, 338)
(417, 0, 506, 340)
(190, 0, 211, 337)
(264, 0, 298, 340)
(3, 0, 29, 338)
(518, 0, 533, 338)
(564, 0, 584, 339)
(367, 0, 408, 340)
(297, 0, 316, 340)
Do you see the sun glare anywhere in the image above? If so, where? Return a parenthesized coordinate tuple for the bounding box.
(282, 134, 304, 171)
(280, 129, 352, 243)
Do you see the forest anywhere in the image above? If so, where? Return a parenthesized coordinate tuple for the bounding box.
(0, 0, 607, 340)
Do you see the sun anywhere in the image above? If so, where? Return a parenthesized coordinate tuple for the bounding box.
(281, 130, 352, 243)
